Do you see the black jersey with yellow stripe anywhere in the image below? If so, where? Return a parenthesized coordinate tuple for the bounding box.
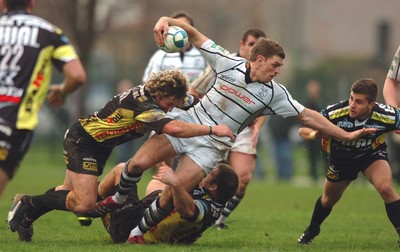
(143, 187, 224, 244)
(78, 84, 197, 148)
(321, 100, 400, 160)
(0, 11, 79, 130)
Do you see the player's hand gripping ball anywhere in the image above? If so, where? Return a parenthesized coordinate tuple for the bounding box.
(159, 26, 189, 53)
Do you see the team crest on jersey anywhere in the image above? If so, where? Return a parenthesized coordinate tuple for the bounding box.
(337, 120, 353, 129)
(257, 86, 268, 98)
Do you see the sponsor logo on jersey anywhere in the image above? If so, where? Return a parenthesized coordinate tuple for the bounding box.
(0, 86, 24, 103)
(0, 26, 40, 47)
(339, 138, 373, 148)
(219, 74, 235, 83)
(94, 122, 144, 140)
(219, 83, 255, 105)
(83, 161, 98, 172)
(327, 167, 339, 181)
(337, 120, 353, 129)
(106, 113, 123, 123)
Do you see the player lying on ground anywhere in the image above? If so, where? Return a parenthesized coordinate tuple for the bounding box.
(99, 161, 238, 244)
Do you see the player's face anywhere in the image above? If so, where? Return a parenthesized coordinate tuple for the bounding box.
(156, 96, 184, 112)
(239, 35, 258, 60)
(253, 55, 283, 83)
(348, 92, 374, 119)
(199, 168, 218, 188)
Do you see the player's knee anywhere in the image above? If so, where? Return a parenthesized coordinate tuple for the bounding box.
(239, 173, 252, 190)
(377, 184, 396, 200)
(128, 157, 150, 174)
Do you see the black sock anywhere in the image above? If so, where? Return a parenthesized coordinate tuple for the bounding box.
(44, 187, 56, 194)
(118, 160, 142, 196)
(385, 199, 400, 235)
(309, 196, 332, 229)
(138, 197, 173, 233)
(24, 190, 69, 222)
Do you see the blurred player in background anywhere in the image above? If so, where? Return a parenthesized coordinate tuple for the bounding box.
(0, 0, 86, 205)
(297, 78, 400, 246)
(383, 45, 400, 128)
(190, 28, 267, 229)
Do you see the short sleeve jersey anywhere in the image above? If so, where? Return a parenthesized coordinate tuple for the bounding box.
(143, 187, 224, 244)
(387, 46, 400, 81)
(142, 46, 208, 83)
(78, 84, 196, 148)
(0, 11, 79, 130)
(188, 39, 304, 137)
(321, 100, 400, 160)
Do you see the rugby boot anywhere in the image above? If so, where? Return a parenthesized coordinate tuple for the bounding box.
(298, 226, 320, 244)
(127, 235, 145, 245)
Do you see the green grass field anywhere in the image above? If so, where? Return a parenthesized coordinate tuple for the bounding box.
(0, 139, 399, 251)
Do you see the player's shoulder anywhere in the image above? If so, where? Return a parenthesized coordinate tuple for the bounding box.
(19, 14, 61, 33)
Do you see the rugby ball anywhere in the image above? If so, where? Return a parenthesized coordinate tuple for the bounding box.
(159, 26, 189, 53)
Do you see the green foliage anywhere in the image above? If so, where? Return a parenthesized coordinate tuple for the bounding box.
(0, 141, 399, 251)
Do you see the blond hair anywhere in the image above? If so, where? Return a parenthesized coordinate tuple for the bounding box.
(145, 70, 189, 99)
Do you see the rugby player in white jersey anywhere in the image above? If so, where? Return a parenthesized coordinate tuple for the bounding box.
(190, 28, 267, 229)
(98, 16, 376, 244)
(383, 45, 400, 133)
(142, 11, 208, 194)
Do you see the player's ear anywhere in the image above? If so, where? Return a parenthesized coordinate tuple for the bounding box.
(208, 183, 217, 192)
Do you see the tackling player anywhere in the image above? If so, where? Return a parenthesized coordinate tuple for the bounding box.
(7, 70, 234, 242)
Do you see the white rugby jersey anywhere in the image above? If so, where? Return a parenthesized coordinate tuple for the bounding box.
(387, 46, 400, 81)
(142, 46, 207, 83)
(188, 39, 304, 136)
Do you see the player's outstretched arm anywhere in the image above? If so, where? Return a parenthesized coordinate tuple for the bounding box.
(296, 108, 376, 141)
(161, 120, 235, 141)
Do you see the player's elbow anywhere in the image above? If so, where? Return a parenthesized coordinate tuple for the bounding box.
(162, 121, 186, 137)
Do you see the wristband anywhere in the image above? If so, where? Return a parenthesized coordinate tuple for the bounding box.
(209, 126, 213, 135)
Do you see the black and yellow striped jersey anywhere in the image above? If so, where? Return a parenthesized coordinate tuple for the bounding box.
(0, 11, 79, 130)
(78, 84, 197, 148)
(321, 100, 400, 160)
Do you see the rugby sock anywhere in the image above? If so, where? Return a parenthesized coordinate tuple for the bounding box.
(115, 160, 142, 203)
(44, 187, 56, 194)
(21, 190, 69, 227)
(216, 192, 244, 224)
(130, 197, 173, 237)
(384, 199, 400, 235)
(309, 196, 332, 229)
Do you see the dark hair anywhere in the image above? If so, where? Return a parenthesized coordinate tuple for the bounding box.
(213, 163, 239, 203)
(249, 37, 285, 61)
(5, 0, 30, 11)
(242, 29, 266, 42)
(170, 11, 194, 26)
(351, 78, 378, 102)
